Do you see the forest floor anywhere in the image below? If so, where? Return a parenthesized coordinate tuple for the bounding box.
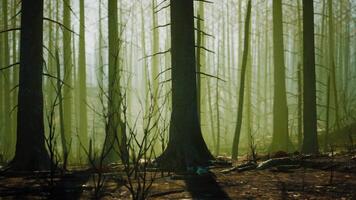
(0, 153, 355, 199)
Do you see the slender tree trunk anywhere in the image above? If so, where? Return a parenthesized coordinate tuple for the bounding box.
(2, 0, 13, 158)
(140, 3, 149, 117)
(231, 0, 252, 160)
(78, 0, 88, 162)
(157, 0, 213, 170)
(63, 0, 73, 160)
(296, 0, 303, 151)
(264, 0, 269, 140)
(301, 0, 319, 154)
(0, 3, 4, 157)
(11, 0, 18, 149)
(151, 0, 159, 130)
(11, 0, 50, 171)
(98, 0, 104, 90)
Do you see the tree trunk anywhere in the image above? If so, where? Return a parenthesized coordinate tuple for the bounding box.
(78, 0, 88, 162)
(301, 0, 319, 154)
(11, 0, 18, 152)
(157, 0, 213, 170)
(296, 0, 303, 151)
(269, 0, 293, 152)
(0, 3, 4, 158)
(11, 0, 50, 171)
(2, 0, 14, 158)
(231, 0, 252, 160)
(327, 0, 340, 131)
(62, 0, 73, 161)
(103, 0, 127, 164)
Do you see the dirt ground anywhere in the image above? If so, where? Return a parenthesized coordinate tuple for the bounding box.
(0, 154, 355, 199)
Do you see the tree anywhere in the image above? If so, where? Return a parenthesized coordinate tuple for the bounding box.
(103, 0, 126, 163)
(2, 0, 14, 157)
(301, 0, 319, 154)
(269, 0, 292, 152)
(327, 0, 340, 131)
(78, 0, 88, 161)
(231, 0, 252, 160)
(62, 0, 73, 160)
(157, 0, 213, 170)
(11, 0, 18, 147)
(0, 2, 4, 158)
(296, 0, 303, 151)
(10, 0, 50, 171)
(151, 0, 159, 118)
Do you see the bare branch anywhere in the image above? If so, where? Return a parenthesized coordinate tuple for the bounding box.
(197, 72, 226, 82)
(0, 28, 21, 34)
(43, 17, 79, 36)
(0, 62, 20, 72)
(139, 49, 171, 61)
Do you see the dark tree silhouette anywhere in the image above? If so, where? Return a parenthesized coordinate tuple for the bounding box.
(10, 0, 50, 171)
(157, 0, 213, 170)
(302, 0, 319, 154)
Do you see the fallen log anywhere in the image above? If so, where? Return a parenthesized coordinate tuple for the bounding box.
(221, 162, 257, 174)
(257, 157, 299, 170)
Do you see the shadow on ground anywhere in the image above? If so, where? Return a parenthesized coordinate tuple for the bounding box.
(0, 170, 91, 199)
(185, 173, 231, 200)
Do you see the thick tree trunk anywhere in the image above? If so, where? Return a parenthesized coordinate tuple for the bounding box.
(157, 0, 213, 171)
(327, 0, 340, 131)
(269, 0, 293, 152)
(301, 0, 319, 154)
(11, 0, 50, 171)
(103, 0, 127, 164)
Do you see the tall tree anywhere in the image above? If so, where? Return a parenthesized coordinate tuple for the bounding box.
(78, 0, 88, 161)
(11, 0, 18, 146)
(231, 0, 252, 160)
(11, 0, 50, 170)
(62, 0, 73, 160)
(157, 0, 213, 170)
(296, 0, 303, 151)
(2, 0, 13, 157)
(269, 0, 292, 152)
(0, 1, 4, 157)
(301, 0, 319, 154)
(97, 0, 104, 89)
(103, 0, 126, 163)
(151, 0, 159, 111)
(327, 0, 340, 131)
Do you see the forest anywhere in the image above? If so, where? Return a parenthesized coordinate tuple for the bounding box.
(0, 0, 355, 199)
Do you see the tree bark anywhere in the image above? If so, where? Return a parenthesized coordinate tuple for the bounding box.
(78, 0, 88, 162)
(103, 0, 127, 164)
(301, 0, 319, 154)
(231, 0, 252, 160)
(157, 0, 213, 170)
(269, 0, 293, 152)
(2, 0, 14, 158)
(11, 0, 50, 171)
(62, 0, 73, 161)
